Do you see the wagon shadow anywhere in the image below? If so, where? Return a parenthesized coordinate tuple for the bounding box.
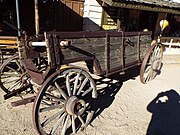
(91, 66, 140, 123)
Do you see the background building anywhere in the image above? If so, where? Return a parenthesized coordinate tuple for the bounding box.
(0, 0, 179, 38)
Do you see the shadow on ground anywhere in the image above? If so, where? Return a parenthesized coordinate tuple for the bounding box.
(91, 66, 140, 123)
(146, 89, 180, 135)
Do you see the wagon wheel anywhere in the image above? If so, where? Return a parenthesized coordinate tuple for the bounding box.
(140, 43, 163, 84)
(0, 54, 31, 94)
(33, 68, 97, 135)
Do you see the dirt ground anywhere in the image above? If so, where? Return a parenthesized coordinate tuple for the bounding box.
(0, 59, 180, 135)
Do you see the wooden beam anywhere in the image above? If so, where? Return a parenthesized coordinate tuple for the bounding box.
(102, 0, 180, 15)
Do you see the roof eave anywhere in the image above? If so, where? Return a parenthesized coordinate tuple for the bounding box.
(102, 0, 180, 15)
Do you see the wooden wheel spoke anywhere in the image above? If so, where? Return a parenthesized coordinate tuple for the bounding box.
(77, 116, 85, 126)
(150, 69, 157, 80)
(154, 46, 160, 55)
(3, 78, 20, 85)
(82, 87, 93, 97)
(71, 115, 76, 134)
(153, 46, 158, 56)
(145, 70, 153, 82)
(15, 59, 23, 72)
(61, 115, 70, 135)
(153, 53, 159, 61)
(151, 70, 157, 80)
(50, 112, 67, 134)
(77, 78, 88, 95)
(73, 71, 81, 95)
(146, 63, 152, 67)
(7, 79, 21, 90)
(85, 112, 93, 125)
(150, 55, 154, 63)
(145, 66, 151, 73)
(44, 93, 65, 103)
(1, 73, 21, 78)
(41, 100, 53, 106)
(66, 74, 72, 96)
(5, 65, 20, 73)
(55, 82, 68, 100)
(90, 82, 96, 98)
(153, 46, 162, 61)
(41, 109, 64, 127)
(40, 105, 64, 113)
(148, 70, 153, 81)
(147, 59, 152, 65)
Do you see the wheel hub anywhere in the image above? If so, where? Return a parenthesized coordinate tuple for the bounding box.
(65, 96, 86, 116)
(152, 60, 161, 71)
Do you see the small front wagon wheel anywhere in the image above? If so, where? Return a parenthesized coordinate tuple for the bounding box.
(33, 68, 97, 135)
(0, 54, 31, 93)
(140, 43, 163, 84)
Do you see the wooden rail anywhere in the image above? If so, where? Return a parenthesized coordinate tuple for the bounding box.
(160, 37, 180, 54)
(0, 36, 18, 49)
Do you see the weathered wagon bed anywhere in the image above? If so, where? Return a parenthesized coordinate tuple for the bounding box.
(45, 31, 152, 77)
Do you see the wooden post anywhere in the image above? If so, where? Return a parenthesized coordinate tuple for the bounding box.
(35, 0, 39, 37)
(105, 33, 110, 75)
(15, 0, 21, 37)
(117, 8, 121, 30)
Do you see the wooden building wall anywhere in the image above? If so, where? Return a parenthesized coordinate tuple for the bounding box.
(0, 0, 85, 36)
(54, 0, 84, 31)
(83, 0, 102, 31)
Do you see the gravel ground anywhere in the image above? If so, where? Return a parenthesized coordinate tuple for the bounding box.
(0, 61, 180, 135)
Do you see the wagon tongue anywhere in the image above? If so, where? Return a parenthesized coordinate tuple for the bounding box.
(4, 83, 32, 100)
(11, 96, 35, 107)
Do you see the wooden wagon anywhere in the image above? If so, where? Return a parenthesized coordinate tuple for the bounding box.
(0, 30, 163, 135)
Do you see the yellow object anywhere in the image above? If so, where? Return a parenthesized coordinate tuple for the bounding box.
(60, 65, 69, 70)
(102, 25, 117, 30)
(0, 39, 17, 44)
(159, 20, 169, 30)
(151, 40, 157, 46)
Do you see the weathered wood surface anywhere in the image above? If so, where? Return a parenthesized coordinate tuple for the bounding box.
(45, 31, 152, 75)
(62, 37, 106, 70)
(140, 35, 151, 58)
(109, 37, 122, 70)
(61, 34, 151, 71)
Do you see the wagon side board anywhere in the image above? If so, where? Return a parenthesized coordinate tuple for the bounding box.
(45, 31, 152, 76)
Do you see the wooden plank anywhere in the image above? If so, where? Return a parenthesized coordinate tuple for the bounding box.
(0, 40, 17, 44)
(0, 36, 17, 40)
(0, 45, 18, 49)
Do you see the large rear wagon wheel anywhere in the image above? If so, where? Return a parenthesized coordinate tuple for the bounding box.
(33, 68, 97, 135)
(0, 54, 31, 93)
(140, 43, 163, 84)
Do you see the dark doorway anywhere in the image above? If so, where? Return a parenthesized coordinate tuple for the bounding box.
(139, 11, 158, 33)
